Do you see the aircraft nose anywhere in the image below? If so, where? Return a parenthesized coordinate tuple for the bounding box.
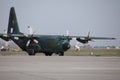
(62, 42, 70, 51)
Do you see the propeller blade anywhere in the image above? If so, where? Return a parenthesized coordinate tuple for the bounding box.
(33, 39, 38, 43)
(87, 31, 90, 38)
(28, 26, 33, 35)
(26, 40, 31, 47)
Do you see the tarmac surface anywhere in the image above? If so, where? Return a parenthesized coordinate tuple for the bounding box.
(0, 56, 120, 80)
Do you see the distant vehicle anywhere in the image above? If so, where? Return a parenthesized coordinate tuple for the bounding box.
(0, 46, 9, 51)
(73, 41, 81, 51)
(0, 7, 115, 56)
(74, 44, 80, 51)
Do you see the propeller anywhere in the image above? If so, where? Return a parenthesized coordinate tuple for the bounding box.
(26, 37, 39, 47)
(1, 29, 10, 41)
(4, 29, 7, 34)
(87, 31, 95, 42)
(76, 31, 92, 44)
(87, 31, 90, 39)
(28, 26, 33, 35)
(2, 29, 7, 37)
(86, 31, 92, 41)
(26, 26, 38, 47)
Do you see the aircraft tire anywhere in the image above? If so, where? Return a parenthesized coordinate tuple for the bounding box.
(27, 49, 36, 56)
(45, 52, 53, 56)
(59, 52, 64, 56)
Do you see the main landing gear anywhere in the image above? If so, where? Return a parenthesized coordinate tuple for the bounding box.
(27, 50, 64, 56)
(45, 52, 53, 56)
(27, 49, 36, 56)
(44, 52, 64, 56)
(56, 52, 64, 56)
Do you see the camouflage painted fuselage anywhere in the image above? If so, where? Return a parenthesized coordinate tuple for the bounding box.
(12, 35, 70, 54)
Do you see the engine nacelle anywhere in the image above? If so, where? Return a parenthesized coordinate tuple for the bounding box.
(76, 38, 90, 44)
(26, 43, 41, 53)
(62, 42, 71, 51)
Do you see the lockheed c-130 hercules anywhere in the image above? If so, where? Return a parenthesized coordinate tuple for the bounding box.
(0, 7, 115, 56)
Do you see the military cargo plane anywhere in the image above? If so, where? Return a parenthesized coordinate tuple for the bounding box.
(0, 7, 115, 56)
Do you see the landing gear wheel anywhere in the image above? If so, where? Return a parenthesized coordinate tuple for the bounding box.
(45, 52, 53, 56)
(27, 49, 36, 56)
(59, 52, 64, 56)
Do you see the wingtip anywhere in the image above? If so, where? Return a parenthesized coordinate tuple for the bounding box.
(110, 38, 116, 40)
(112, 38, 116, 40)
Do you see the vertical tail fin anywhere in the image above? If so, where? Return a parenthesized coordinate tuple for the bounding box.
(7, 7, 21, 34)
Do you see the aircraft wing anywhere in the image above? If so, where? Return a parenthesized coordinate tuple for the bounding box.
(0, 33, 115, 44)
(0, 33, 38, 38)
(0, 33, 10, 41)
(0, 33, 37, 41)
(70, 36, 115, 44)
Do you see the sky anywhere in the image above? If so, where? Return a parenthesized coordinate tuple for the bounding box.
(0, 0, 120, 46)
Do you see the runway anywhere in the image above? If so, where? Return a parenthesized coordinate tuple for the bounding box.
(0, 56, 120, 80)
